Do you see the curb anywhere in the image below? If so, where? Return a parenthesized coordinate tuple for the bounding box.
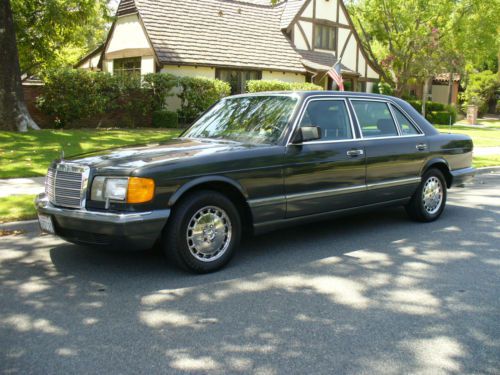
(476, 166, 500, 174)
(0, 219, 39, 233)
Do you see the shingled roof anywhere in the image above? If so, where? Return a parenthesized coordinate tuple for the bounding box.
(130, 0, 313, 72)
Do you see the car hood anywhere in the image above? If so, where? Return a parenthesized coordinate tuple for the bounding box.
(64, 138, 257, 171)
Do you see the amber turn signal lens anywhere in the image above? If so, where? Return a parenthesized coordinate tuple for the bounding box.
(127, 177, 155, 203)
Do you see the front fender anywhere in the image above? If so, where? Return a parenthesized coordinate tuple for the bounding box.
(167, 175, 249, 206)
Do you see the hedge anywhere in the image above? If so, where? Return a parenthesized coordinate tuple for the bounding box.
(246, 80, 323, 93)
(152, 109, 179, 128)
(37, 70, 179, 128)
(407, 100, 457, 124)
(177, 77, 231, 124)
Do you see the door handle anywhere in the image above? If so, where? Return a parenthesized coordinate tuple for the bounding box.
(347, 149, 364, 157)
(416, 143, 427, 151)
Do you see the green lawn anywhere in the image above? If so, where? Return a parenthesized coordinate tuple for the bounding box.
(0, 129, 181, 179)
(434, 124, 500, 148)
(0, 195, 37, 223)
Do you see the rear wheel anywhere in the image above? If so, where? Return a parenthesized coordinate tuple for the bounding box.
(163, 190, 241, 273)
(406, 168, 447, 222)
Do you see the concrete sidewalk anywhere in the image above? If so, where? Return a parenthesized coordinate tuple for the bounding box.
(0, 177, 45, 198)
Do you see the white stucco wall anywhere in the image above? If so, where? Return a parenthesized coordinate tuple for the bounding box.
(78, 52, 101, 70)
(431, 85, 450, 105)
(161, 65, 216, 79)
(261, 71, 306, 83)
(106, 14, 152, 54)
(141, 56, 156, 75)
(316, 0, 337, 21)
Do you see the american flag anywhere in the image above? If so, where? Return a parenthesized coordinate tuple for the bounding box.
(327, 62, 344, 91)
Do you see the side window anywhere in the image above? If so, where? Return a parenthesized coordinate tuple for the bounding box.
(299, 100, 353, 141)
(351, 101, 399, 138)
(391, 105, 420, 135)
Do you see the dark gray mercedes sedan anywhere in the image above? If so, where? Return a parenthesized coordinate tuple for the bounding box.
(36, 91, 475, 272)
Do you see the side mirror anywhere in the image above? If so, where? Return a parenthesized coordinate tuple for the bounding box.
(293, 126, 322, 143)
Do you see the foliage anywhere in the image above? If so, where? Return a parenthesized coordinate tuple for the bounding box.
(347, 0, 500, 97)
(372, 81, 394, 95)
(36, 69, 116, 127)
(142, 73, 178, 110)
(152, 110, 179, 128)
(246, 80, 323, 93)
(459, 70, 500, 116)
(0, 195, 37, 223)
(0, 129, 181, 178)
(37, 70, 180, 127)
(177, 77, 231, 124)
(11, 0, 110, 75)
(407, 100, 456, 124)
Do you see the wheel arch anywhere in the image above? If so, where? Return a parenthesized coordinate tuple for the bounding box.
(168, 176, 253, 234)
(421, 158, 452, 188)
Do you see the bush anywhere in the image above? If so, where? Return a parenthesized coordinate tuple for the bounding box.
(37, 69, 116, 127)
(406, 100, 456, 124)
(246, 80, 323, 93)
(142, 73, 177, 111)
(459, 70, 500, 116)
(152, 109, 179, 128)
(37, 70, 179, 128)
(427, 110, 457, 125)
(177, 77, 231, 124)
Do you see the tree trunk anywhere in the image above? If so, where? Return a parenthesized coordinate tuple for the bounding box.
(0, 0, 39, 132)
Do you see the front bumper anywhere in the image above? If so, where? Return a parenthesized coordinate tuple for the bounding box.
(35, 193, 170, 250)
(450, 167, 476, 187)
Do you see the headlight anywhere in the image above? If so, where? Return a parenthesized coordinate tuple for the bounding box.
(91, 177, 155, 204)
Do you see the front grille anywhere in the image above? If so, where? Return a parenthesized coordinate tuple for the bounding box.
(45, 164, 88, 208)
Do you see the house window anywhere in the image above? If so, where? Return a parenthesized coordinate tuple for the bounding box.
(113, 57, 141, 76)
(216, 69, 261, 94)
(314, 24, 336, 51)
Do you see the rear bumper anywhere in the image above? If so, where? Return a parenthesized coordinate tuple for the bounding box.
(450, 167, 476, 187)
(35, 193, 170, 250)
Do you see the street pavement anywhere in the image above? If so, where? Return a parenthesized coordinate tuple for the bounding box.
(1, 173, 499, 374)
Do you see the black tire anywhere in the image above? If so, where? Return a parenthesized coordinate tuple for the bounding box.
(162, 190, 241, 273)
(405, 168, 447, 222)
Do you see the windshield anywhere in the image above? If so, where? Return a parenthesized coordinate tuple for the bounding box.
(183, 95, 299, 144)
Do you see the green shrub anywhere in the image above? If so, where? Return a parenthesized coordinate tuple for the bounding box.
(459, 70, 500, 116)
(37, 69, 116, 127)
(427, 110, 457, 125)
(152, 109, 179, 128)
(177, 77, 231, 124)
(143, 73, 177, 111)
(406, 100, 456, 124)
(246, 80, 323, 93)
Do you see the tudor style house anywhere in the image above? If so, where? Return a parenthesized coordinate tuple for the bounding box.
(77, 0, 380, 94)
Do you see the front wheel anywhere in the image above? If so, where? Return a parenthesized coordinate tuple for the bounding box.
(405, 168, 447, 222)
(162, 190, 241, 273)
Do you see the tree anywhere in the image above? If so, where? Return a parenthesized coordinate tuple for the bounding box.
(12, 0, 110, 75)
(347, 0, 500, 98)
(0, 0, 39, 131)
(1, 0, 110, 131)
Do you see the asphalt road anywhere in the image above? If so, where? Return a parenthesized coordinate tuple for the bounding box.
(1, 173, 499, 375)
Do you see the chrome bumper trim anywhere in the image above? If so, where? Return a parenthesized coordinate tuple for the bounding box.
(35, 193, 170, 224)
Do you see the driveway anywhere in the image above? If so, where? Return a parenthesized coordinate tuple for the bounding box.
(1, 173, 499, 374)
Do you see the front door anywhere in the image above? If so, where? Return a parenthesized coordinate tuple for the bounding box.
(350, 99, 428, 203)
(284, 98, 366, 218)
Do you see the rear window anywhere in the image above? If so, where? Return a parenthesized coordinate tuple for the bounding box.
(351, 101, 399, 138)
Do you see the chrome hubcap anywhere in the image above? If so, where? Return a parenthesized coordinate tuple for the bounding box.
(186, 206, 232, 262)
(422, 176, 443, 214)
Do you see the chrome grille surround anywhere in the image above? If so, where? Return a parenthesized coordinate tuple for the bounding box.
(45, 163, 90, 209)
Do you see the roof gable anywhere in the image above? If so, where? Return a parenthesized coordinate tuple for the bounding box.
(136, 0, 306, 72)
(116, 0, 137, 16)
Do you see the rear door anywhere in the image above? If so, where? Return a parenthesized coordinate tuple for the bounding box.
(350, 99, 428, 203)
(284, 97, 367, 218)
